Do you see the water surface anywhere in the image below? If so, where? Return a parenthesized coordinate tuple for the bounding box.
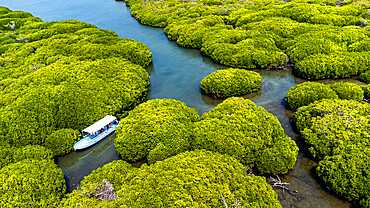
(2, 0, 361, 207)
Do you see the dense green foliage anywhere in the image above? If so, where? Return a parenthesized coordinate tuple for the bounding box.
(316, 147, 370, 205)
(200, 68, 262, 98)
(329, 81, 364, 101)
(61, 160, 135, 208)
(360, 71, 370, 83)
(0, 159, 66, 207)
(0, 8, 152, 155)
(292, 99, 369, 159)
(61, 150, 281, 208)
(119, 150, 281, 207)
(193, 97, 298, 174)
(125, 0, 370, 78)
(292, 99, 370, 206)
(285, 82, 338, 110)
(44, 128, 80, 156)
(61, 150, 282, 207)
(362, 84, 370, 99)
(115, 99, 199, 164)
(0, 144, 53, 169)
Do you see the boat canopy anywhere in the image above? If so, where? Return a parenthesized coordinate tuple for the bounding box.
(82, 115, 117, 134)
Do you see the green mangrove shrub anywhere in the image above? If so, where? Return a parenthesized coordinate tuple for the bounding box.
(0, 145, 53, 169)
(61, 160, 135, 208)
(285, 82, 338, 110)
(329, 82, 364, 101)
(362, 84, 370, 99)
(0, 8, 152, 150)
(118, 150, 282, 207)
(115, 99, 199, 164)
(316, 147, 370, 206)
(61, 150, 282, 207)
(292, 99, 370, 159)
(0, 159, 66, 207)
(294, 52, 370, 80)
(0, 58, 150, 147)
(200, 68, 262, 98)
(292, 98, 370, 206)
(124, 0, 370, 79)
(360, 71, 370, 83)
(44, 128, 80, 156)
(193, 97, 298, 174)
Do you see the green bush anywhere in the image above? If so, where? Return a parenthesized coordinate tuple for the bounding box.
(193, 97, 298, 174)
(0, 159, 66, 207)
(329, 82, 364, 101)
(61, 150, 282, 207)
(285, 82, 338, 110)
(0, 58, 150, 147)
(292, 99, 370, 159)
(294, 52, 370, 80)
(115, 99, 199, 164)
(200, 68, 262, 98)
(0, 145, 53, 169)
(316, 147, 370, 205)
(79, 160, 135, 191)
(361, 71, 370, 83)
(293, 98, 370, 206)
(44, 128, 80, 156)
(124, 0, 370, 79)
(118, 150, 282, 207)
(362, 84, 370, 99)
(0, 8, 152, 151)
(61, 160, 135, 207)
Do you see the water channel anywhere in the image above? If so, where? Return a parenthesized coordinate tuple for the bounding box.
(2, 0, 364, 207)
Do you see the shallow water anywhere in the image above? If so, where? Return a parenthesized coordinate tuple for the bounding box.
(2, 0, 362, 206)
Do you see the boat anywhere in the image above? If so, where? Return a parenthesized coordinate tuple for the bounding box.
(73, 115, 120, 150)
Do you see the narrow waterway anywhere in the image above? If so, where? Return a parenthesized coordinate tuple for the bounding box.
(2, 0, 363, 207)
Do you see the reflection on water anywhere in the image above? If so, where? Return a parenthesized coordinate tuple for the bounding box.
(1, 0, 365, 206)
(56, 133, 119, 192)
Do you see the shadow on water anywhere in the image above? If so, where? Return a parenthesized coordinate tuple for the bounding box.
(1, 0, 363, 206)
(56, 133, 119, 192)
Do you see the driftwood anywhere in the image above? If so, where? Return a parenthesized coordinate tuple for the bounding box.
(78, 179, 118, 202)
(221, 194, 243, 208)
(268, 174, 298, 195)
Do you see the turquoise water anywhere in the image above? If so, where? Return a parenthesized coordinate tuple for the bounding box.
(2, 0, 364, 207)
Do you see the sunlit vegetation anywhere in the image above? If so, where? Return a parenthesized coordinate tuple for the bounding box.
(0, 159, 66, 207)
(200, 68, 262, 98)
(285, 82, 338, 110)
(361, 70, 370, 83)
(286, 82, 366, 110)
(292, 99, 370, 206)
(61, 160, 135, 207)
(0, 7, 152, 153)
(362, 84, 370, 99)
(329, 81, 364, 101)
(0, 7, 153, 207)
(61, 150, 282, 207)
(115, 99, 199, 164)
(193, 97, 298, 174)
(125, 0, 370, 79)
(0, 144, 53, 169)
(44, 128, 80, 156)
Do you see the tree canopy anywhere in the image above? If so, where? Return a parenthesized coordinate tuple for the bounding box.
(200, 68, 262, 98)
(61, 150, 282, 208)
(0, 8, 152, 156)
(115, 99, 199, 164)
(193, 97, 298, 174)
(125, 0, 370, 79)
(292, 99, 370, 206)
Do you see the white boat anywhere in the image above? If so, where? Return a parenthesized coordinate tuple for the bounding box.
(73, 115, 119, 150)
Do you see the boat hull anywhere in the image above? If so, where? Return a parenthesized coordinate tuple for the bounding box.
(73, 122, 119, 150)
